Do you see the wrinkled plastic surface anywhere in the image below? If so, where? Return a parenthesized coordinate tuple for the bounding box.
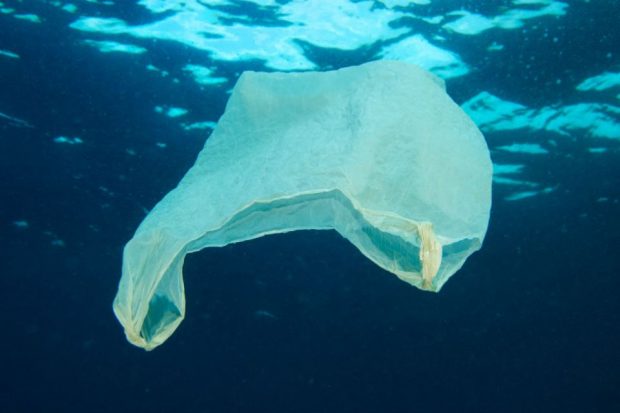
(114, 60, 492, 350)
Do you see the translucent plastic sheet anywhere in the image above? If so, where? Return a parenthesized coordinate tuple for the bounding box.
(114, 61, 492, 350)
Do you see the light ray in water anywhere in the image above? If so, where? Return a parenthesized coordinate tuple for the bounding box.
(0, 111, 34, 128)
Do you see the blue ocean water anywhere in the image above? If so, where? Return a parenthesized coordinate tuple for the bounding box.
(1, 1, 619, 412)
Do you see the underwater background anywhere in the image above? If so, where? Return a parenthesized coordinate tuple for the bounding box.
(1, 0, 619, 412)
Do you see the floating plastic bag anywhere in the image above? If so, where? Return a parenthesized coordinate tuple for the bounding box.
(114, 61, 492, 350)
